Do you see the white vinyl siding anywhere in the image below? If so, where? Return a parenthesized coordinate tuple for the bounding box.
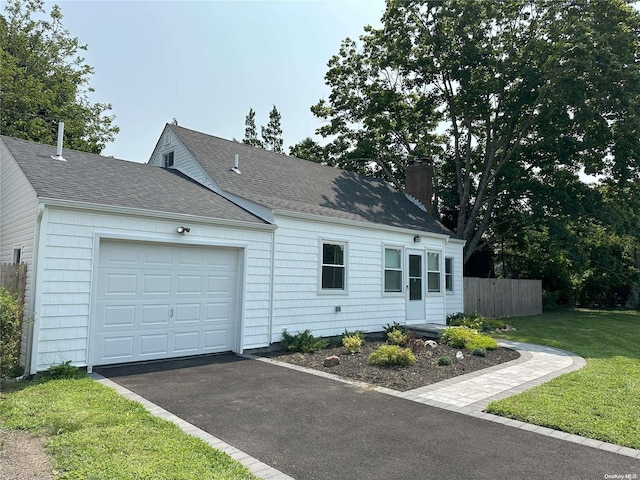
(0, 141, 39, 364)
(444, 241, 465, 316)
(271, 215, 452, 338)
(32, 206, 272, 372)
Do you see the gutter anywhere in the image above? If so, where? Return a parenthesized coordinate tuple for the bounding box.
(25, 204, 45, 375)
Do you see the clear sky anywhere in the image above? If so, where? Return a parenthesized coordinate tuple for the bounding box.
(48, 0, 386, 163)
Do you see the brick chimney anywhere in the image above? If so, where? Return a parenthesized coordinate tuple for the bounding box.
(405, 161, 434, 214)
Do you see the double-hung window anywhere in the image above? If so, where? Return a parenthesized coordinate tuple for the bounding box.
(445, 257, 454, 292)
(384, 247, 402, 293)
(321, 242, 346, 291)
(427, 251, 441, 293)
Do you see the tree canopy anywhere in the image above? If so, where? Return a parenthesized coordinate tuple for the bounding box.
(310, 0, 640, 307)
(0, 0, 118, 153)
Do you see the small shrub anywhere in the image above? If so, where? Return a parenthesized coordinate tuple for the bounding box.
(382, 322, 407, 335)
(47, 360, 84, 379)
(341, 329, 366, 341)
(367, 345, 416, 367)
(387, 329, 408, 346)
(441, 326, 498, 351)
(438, 356, 453, 366)
(405, 330, 426, 353)
(281, 329, 328, 353)
(0, 288, 23, 378)
(342, 335, 363, 354)
(472, 348, 486, 357)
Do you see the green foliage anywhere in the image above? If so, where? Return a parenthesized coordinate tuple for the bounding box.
(47, 360, 84, 379)
(472, 348, 486, 357)
(342, 335, 363, 354)
(367, 345, 416, 367)
(261, 105, 283, 153)
(382, 322, 406, 335)
(386, 329, 407, 346)
(437, 356, 453, 366)
(243, 107, 262, 148)
(341, 329, 366, 341)
(0, 287, 23, 378)
(0, 378, 257, 479)
(446, 313, 504, 332)
(289, 137, 327, 163)
(441, 327, 498, 351)
(280, 329, 328, 353)
(0, 0, 118, 153)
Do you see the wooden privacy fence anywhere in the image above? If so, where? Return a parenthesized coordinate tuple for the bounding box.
(464, 277, 542, 318)
(0, 262, 27, 304)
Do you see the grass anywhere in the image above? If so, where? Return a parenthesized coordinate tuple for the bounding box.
(488, 308, 640, 449)
(0, 377, 257, 479)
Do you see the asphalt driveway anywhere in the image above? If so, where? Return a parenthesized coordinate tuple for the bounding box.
(96, 354, 640, 480)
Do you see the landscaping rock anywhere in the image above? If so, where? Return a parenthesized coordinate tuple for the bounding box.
(456, 351, 464, 360)
(425, 340, 438, 349)
(323, 355, 340, 367)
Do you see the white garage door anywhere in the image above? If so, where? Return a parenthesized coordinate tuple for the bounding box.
(92, 240, 241, 366)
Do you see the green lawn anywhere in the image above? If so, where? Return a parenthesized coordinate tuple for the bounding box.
(0, 377, 257, 480)
(488, 308, 640, 449)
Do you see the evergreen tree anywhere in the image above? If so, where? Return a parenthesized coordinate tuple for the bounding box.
(261, 105, 283, 153)
(242, 108, 262, 147)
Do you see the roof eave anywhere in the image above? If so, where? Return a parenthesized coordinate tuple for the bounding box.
(38, 197, 275, 231)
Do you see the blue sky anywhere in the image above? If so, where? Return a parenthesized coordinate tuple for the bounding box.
(49, 1, 386, 163)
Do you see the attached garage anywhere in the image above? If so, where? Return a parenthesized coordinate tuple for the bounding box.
(92, 240, 242, 366)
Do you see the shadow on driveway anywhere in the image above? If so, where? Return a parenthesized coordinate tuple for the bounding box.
(97, 354, 639, 480)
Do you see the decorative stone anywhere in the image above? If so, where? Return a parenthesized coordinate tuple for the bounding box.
(323, 355, 340, 367)
(425, 340, 438, 349)
(456, 351, 464, 360)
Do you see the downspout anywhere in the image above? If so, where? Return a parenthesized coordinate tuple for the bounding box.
(443, 236, 449, 320)
(268, 228, 276, 344)
(25, 204, 45, 375)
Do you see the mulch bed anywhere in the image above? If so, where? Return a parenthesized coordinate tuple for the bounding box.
(261, 341, 520, 392)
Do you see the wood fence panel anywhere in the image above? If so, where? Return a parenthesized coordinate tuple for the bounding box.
(0, 263, 27, 304)
(463, 277, 542, 318)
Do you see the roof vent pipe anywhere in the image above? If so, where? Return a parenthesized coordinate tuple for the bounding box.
(231, 153, 241, 174)
(51, 122, 66, 161)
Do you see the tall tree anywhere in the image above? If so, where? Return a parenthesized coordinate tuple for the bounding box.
(242, 107, 262, 147)
(0, 0, 118, 153)
(261, 105, 283, 153)
(289, 137, 325, 163)
(312, 0, 640, 263)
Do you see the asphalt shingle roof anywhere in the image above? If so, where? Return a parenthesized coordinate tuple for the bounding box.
(170, 125, 454, 236)
(1, 135, 267, 225)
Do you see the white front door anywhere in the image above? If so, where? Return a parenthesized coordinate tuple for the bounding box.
(406, 250, 425, 321)
(92, 240, 241, 366)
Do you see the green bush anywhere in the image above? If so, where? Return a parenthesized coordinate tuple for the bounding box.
(382, 321, 407, 335)
(438, 356, 453, 366)
(281, 329, 328, 353)
(441, 326, 498, 351)
(446, 312, 506, 332)
(472, 348, 486, 357)
(367, 345, 416, 367)
(341, 329, 366, 341)
(47, 360, 84, 379)
(387, 329, 408, 345)
(0, 288, 23, 378)
(342, 335, 363, 354)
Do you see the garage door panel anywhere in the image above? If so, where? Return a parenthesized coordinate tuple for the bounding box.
(174, 303, 201, 323)
(142, 274, 172, 294)
(140, 334, 169, 356)
(174, 332, 200, 352)
(141, 304, 170, 325)
(93, 241, 241, 366)
(102, 305, 136, 327)
(176, 275, 203, 294)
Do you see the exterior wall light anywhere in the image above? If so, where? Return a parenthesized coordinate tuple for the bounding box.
(177, 226, 191, 235)
(413, 235, 422, 243)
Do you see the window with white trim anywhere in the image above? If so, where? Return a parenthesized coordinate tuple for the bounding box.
(384, 247, 402, 293)
(427, 251, 441, 293)
(12, 248, 21, 265)
(163, 151, 174, 168)
(321, 242, 346, 290)
(445, 257, 454, 292)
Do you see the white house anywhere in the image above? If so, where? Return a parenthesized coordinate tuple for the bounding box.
(0, 125, 464, 374)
